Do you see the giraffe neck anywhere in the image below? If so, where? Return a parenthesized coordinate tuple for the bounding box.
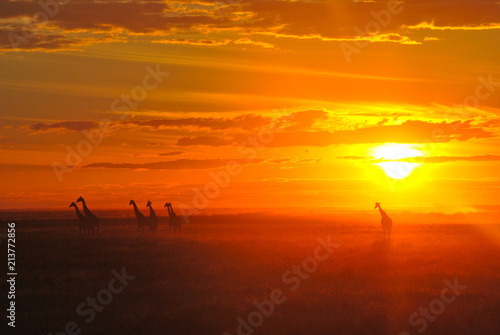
(148, 206, 156, 217)
(80, 199, 92, 215)
(73, 206, 85, 219)
(378, 207, 389, 218)
(132, 202, 143, 218)
(169, 206, 177, 217)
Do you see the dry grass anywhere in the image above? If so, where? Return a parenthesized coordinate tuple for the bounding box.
(5, 214, 500, 335)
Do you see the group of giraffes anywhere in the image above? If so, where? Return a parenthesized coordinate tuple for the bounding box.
(69, 196, 182, 236)
(69, 196, 100, 235)
(129, 200, 181, 233)
(70, 197, 393, 238)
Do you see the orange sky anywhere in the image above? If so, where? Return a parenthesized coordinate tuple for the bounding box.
(0, 0, 499, 213)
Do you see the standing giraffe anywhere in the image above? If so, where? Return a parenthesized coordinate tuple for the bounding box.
(164, 202, 181, 233)
(129, 200, 147, 233)
(76, 196, 99, 233)
(146, 201, 158, 233)
(69, 202, 89, 235)
(375, 202, 392, 239)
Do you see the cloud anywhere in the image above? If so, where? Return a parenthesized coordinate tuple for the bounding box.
(338, 154, 500, 163)
(404, 21, 500, 31)
(233, 37, 276, 49)
(0, 0, 216, 33)
(122, 114, 270, 130)
(21, 114, 271, 135)
(176, 136, 232, 146)
(153, 38, 232, 46)
(22, 115, 498, 147)
(84, 158, 263, 170)
(0, 27, 76, 51)
(282, 110, 329, 131)
(252, 31, 421, 45)
(1, 0, 498, 51)
(159, 151, 184, 156)
(267, 157, 322, 164)
(411, 155, 500, 163)
(153, 37, 276, 49)
(0, 0, 220, 51)
(23, 121, 99, 133)
(265, 120, 495, 147)
(133, 151, 184, 158)
(242, 0, 500, 44)
(181, 118, 496, 148)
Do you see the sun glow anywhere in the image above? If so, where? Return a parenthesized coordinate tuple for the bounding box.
(372, 143, 424, 179)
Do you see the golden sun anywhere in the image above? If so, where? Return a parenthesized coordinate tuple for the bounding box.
(372, 144, 424, 179)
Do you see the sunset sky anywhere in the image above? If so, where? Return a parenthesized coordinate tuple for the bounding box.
(0, 0, 499, 212)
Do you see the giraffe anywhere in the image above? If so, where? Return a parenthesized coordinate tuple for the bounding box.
(375, 202, 392, 239)
(76, 196, 99, 233)
(69, 202, 89, 235)
(129, 200, 147, 233)
(164, 202, 181, 233)
(146, 201, 158, 233)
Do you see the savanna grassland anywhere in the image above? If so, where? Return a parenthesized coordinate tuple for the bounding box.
(2, 214, 499, 335)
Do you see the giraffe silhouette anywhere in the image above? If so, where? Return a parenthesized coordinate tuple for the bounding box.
(69, 202, 89, 235)
(129, 200, 147, 233)
(146, 201, 158, 233)
(164, 202, 181, 233)
(76, 196, 99, 233)
(375, 202, 392, 239)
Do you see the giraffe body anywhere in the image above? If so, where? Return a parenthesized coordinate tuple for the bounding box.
(76, 196, 99, 233)
(375, 202, 392, 239)
(69, 202, 90, 235)
(164, 202, 181, 233)
(146, 201, 158, 233)
(130, 200, 147, 233)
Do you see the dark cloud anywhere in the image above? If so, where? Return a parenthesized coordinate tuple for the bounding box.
(132, 152, 183, 158)
(1, 0, 498, 51)
(0, 0, 216, 32)
(124, 114, 270, 130)
(267, 157, 322, 164)
(283, 110, 328, 131)
(84, 158, 263, 170)
(22, 114, 270, 134)
(176, 136, 232, 146)
(0, 27, 75, 50)
(24, 121, 98, 133)
(245, 0, 500, 39)
(159, 151, 184, 156)
(21, 117, 498, 146)
(266, 120, 495, 147)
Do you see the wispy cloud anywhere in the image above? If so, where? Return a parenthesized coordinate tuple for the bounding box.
(338, 155, 500, 163)
(22, 121, 98, 134)
(84, 158, 263, 170)
(404, 21, 500, 31)
(176, 136, 232, 146)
